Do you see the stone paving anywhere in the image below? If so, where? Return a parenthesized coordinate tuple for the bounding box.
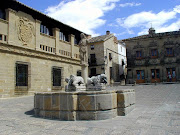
(0, 84, 180, 135)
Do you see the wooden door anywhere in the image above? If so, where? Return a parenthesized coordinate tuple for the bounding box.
(151, 69, 160, 83)
(167, 68, 176, 82)
(136, 70, 145, 83)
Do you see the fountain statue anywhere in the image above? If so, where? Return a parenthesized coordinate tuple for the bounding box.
(34, 33, 136, 121)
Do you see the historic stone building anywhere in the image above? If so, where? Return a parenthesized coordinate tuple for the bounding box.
(88, 31, 121, 84)
(123, 28, 180, 84)
(0, 0, 89, 98)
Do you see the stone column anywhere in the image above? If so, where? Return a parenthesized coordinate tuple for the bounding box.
(69, 34, 75, 58)
(6, 8, 17, 45)
(35, 19, 41, 50)
(53, 28, 60, 54)
(81, 64, 88, 84)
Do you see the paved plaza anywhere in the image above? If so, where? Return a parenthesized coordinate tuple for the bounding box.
(0, 84, 180, 135)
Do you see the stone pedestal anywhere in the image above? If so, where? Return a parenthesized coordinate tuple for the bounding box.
(65, 84, 86, 92)
(86, 83, 106, 91)
(34, 89, 136, 120)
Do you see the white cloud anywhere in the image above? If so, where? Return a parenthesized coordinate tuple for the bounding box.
(119, 2, 141, 7)
(45, 0, 120, 36)
(116, 5, 180, 36)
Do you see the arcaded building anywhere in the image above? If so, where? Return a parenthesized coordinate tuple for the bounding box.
(88, 31, 121, 84)
(123, 28, 180, 84)
(0, 0, 88, 98)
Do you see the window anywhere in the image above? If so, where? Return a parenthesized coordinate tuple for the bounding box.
(91, 45, 94, 50)
(122, 59, 125, 66)
(109, 53, 112, 60)
(74, 38, 78, 44)
(90, 54, 96, 64)
(151, 49, 158, 58)
(166, 48, 173, 56)
(136, 51, 142, 59)
(59, 32, 67, 41)
(110, 67, 113, 80)
(0, 9, 5, 20)
(0, 34, 2, 40)
(151, 69, 160, 79)
(90, 68, 96, 76)
(16, 63, 28, 86)
(52, 67, 62, 86)
(77, 70, 81, 76)
(4, 35, 6, 41)
(40, 24, 52, 36)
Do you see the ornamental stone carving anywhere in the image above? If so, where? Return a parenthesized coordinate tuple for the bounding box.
(17, 17, 35, 45)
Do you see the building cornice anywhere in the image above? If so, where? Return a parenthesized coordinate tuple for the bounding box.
(0, 43, 81, 66)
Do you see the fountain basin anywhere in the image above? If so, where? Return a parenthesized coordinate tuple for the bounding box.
(34, 89, 135, 120)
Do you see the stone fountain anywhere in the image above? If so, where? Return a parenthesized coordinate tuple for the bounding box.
(34, 33, 135, 120)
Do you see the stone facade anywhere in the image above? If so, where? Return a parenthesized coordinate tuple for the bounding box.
(0, 1, 88, 98)
(88, 31, 120, 84)
(123, 28, 180, 84)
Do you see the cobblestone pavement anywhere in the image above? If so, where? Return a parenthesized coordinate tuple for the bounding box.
(0, 84, 180, 135)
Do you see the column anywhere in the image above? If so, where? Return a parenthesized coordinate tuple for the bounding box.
(53, 28, 60, 54)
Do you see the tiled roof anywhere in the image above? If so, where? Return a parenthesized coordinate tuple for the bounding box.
(122, 30, 180, 41)
(88, 34, 114, 43)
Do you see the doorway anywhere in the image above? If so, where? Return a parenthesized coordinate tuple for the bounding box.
(151, 69, 160, 83)
(136, 70, 145, 83)
(167, 68, 176, 82)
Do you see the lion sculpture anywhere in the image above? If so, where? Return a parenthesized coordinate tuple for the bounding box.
(65, 75, 84, 87)
(87, 74, 107, 86)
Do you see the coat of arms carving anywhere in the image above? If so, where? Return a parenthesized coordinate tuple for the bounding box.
(17, 17, 35, 45)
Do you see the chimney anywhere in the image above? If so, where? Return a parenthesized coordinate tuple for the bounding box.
(106, 31, 110, 35)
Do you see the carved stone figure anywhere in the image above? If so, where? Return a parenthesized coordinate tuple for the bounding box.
(87, 74, 107, 86)
(79, 33, 88, 65)
(65, 75, 84, 86)
(17, 17, 35, 45)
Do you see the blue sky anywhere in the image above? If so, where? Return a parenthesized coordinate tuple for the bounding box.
(18, 0, 180, 39)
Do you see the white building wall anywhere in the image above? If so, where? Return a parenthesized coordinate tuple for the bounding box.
(118, 42, 127, 75)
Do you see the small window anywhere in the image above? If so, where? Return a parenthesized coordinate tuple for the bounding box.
(77, 70, 81, 76)
(136, 51, 142, 59)
(109, 53, 112, 60)
(0, 9, 6, 20)
(40, 24, 52, 36)
(151, 49, 158, 58)
(166, 48, 173, 56)
(16, 63, 28, 86)
(91, 45, 94, 50)
(0, 34, 2, 40)
(4, 35, 6, 41)
(90, 68, 96, 76)
(52, 67, 62, 86)
(40, 45, 42, 49)
(59, 32, 67, 41)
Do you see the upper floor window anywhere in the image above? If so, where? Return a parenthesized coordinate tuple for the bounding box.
(109, 53, 112, 60)
(90, 54, 96, 64)
(136, 51, 142, 59)
(0, 9, 6, 20)
(74, 38, 78, 45)
(166, 48, 173, 56)
(151, 49, 158, 58)
(40, 24, 53, 36)
(91, 45, 94, 50)
(0, 34, 2, 40)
